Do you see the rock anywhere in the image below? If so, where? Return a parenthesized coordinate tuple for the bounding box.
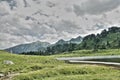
(0, 73, 4, 77)
(3, 60, 14, 65)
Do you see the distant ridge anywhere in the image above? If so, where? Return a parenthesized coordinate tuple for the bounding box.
(5, 26, 120, 55)
(55, 36, 82, 45)
(5, 36, 83, 54)
(5, 41, 50, 54)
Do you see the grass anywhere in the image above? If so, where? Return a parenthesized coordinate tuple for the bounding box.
(53, 49, 120, 57)
(0, 49, 120, 80)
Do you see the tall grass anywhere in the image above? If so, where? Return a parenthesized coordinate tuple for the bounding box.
(0, 49, 120, 80)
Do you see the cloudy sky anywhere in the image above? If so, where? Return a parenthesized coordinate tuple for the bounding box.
(0, 0, 120, 49)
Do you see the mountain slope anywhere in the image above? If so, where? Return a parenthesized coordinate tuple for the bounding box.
(79, 27, 120, 50)
(6, 36, 82, 53)
(5, 41, 50, 53)
(55, 36, 82, 45)
(70, 36, 83, 44)
(44, 36, 83, 54)
(5, 36, 82, 54)
(44, 26, 120, 54)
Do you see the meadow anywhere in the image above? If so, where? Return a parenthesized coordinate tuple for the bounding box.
(0, 49, 120, 80)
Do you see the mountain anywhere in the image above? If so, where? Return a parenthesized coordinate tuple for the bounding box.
(45, 26, 120, 54)
(55, 39, 67, 45)
(5, 36, 82, 53)
(5, 41, 50, 53)
(70, 36, 83, 44)
(10, 26, 120, 55)
(55, 36, 82, 45)
(44, 36, 83, 54)
(78, 27, 120, 50)
(5, 36, 82, 54)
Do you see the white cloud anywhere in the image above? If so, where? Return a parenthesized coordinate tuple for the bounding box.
(73, 0, 120, 16)
(0, 0, 120, 49)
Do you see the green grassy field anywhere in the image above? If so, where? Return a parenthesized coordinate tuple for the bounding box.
(0, 49, 120, 80)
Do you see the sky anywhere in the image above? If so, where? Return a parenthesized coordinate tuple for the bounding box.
(0, 0, 120, 49)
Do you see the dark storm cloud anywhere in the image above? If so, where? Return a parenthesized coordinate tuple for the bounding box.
(73, 0, 120, 16)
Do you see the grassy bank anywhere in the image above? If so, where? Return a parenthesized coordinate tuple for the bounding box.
(0, 49, 120, 80)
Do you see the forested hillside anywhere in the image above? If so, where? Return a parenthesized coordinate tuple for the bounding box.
(79, 27, 120, 50)
(21, 27, 120, 55)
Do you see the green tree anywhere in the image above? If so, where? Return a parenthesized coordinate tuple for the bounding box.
(106, 41, 110, 48)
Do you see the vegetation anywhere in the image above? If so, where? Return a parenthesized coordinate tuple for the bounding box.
(21, 26, 120, 55)
(0, 49, 120, 80)
(79, 27, 120, 50)
(21, 43, 77, 55)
